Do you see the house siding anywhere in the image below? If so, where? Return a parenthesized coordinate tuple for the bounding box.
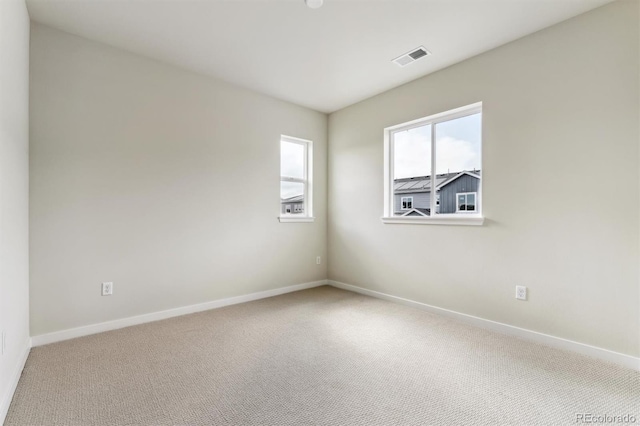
(394, 191, 430, 213)
(281, 200, 304, 214)
(439, 174, 480, 214)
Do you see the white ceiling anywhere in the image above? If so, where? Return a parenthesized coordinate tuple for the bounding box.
(26, 0, 614, 113)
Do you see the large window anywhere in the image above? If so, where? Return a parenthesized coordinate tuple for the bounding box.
(383, 103, 483, 225)
(280, 135, 313, 222)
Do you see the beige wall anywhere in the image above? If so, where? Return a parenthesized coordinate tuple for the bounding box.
(29, 24, 328, 336)
(328, 0, 640, 357)
(0, 0, 30, 419)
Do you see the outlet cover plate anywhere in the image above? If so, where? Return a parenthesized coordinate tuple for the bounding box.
(102, 282, 113, 296)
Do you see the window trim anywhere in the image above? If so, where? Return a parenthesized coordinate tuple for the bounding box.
(382, 102, 483, 226)
(401, 196, 413, 210)
(456, 192, 478, 213)
(279, 135, 314, 223)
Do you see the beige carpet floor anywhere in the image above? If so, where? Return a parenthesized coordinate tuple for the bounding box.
(6, 286, 640, 425)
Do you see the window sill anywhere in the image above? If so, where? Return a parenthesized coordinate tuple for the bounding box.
(381, 215, 484, 226)
(278, 216, 315, 223)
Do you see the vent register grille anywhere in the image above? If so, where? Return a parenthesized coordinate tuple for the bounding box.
(392, 46, 431, 67)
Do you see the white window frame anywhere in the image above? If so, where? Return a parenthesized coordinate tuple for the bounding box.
(382, 102, 484, 226)
(279, 135, 314, 223)
(401, 197, 413, 210)
(456, 192, 478, 213)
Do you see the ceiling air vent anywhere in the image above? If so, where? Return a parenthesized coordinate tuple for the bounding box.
(392, 46, 431, 67)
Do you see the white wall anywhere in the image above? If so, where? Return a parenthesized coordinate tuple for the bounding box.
(29, 24, 327, 337)
(328, 0, 640, 357)
(0, 0, 30, 420)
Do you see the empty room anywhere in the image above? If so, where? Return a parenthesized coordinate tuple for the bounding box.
(1, 0, 639, 424)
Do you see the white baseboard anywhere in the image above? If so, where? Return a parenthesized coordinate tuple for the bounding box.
(0, 338, 31, 425)
(29, 278, 640, 370)
(328, 280, 640, 371)
(31, 280, 328, 347)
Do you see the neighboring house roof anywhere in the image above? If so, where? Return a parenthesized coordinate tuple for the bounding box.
(394, 170, 480, 194)
(400, 208, 430, 217)
(281, 195, 304, 204)
(435, 171, 481, 190)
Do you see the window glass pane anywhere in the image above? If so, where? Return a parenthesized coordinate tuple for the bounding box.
(393, 125, 431, 179)
(281, 141, 304, 179)
(435, 113, 481, 214)
(458, 194, 466, 211)
(281, 181, 304, 215)
(393, 124, 431, 216)
(467, 193, 476, 211)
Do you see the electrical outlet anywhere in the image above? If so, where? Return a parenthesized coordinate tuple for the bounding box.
(102, 282, 113, 296)
(515, 285, 527, 301)
(316, 256, 321, 265)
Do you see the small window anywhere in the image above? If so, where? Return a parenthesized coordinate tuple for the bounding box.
(401, 197, 413, 210)
(280, 136, 313, 222)
(383, 102, 483, 225)
(456, 192, 477, 212)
